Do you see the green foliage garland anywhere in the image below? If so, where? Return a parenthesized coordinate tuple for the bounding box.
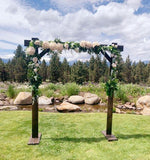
(25, 39, 121, 97)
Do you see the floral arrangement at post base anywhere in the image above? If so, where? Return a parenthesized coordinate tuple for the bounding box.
(25, 39, 121, 98)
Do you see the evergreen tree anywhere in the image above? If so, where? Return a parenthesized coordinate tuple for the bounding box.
(14, 57, 27, 82)
(39, 60, 47, 81)
(93, 55, 102, 82)
(89, 56, 95, 82)
(135, 61, 145, 84)
(116, 55, 125, 81)
(99, 57, 109, 82)
(124, 55, 132, 83)
(71, 61, 88, 84)
(47, 53, 61, 82)
(61, 58, 70, 84)
(0, 59, 8, 82)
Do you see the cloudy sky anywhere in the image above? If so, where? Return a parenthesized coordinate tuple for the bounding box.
(0, 0, 150, 62)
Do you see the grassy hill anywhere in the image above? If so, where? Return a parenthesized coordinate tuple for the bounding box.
(0, 111, 150, 160)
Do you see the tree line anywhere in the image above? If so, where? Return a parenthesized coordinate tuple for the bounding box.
(0, 45, 150, 85)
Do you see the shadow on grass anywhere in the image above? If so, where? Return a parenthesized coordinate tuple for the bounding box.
(42, 137, 105, 143)
(117, 134, 150, 140)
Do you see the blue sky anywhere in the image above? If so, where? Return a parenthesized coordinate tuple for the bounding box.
(0, 0, 150, 62)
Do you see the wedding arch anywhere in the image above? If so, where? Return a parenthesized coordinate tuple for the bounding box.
(24, 38, 123, 145)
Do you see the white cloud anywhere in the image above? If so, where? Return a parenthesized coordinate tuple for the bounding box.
(124, 0, 142, 11)
(0, 41, 17, 50)
(0, 0, 150, 62)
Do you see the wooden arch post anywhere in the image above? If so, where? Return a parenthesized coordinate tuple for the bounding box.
(101, 43, 124, 141)
(24, 38, 123, 144)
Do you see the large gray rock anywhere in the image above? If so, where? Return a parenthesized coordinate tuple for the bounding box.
(0, 101, 4, 106)
(84, 93, 100, 105)
(0, 93, 6, 101)
(14, 92, 32, 105)
(136, 95, 150, 115)
(56, 101, 81, 112)
(68, 95, 84, 104)
(38, 96, 54, 105)
(0, 106, 18, 111)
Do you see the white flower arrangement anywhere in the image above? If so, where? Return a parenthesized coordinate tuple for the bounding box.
(112, 63, 117, 68)
(49, 42, 57, 51)
(93, 42, 100, 48)
(35, 63, 39, 67)
(34, 40, 41, 46)
(80, 41, 92, 49)
(26, 47, 35, 55)
(34, 68, 37, 73)
(33, 57, 38, 63)
(42, 41, 50, 49)
(56, 43, 63, 52)
(64, 43, 69, 49)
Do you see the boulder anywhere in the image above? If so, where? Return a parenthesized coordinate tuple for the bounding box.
(0, 93, 6, 101)
(14, 92, 32, 105)
(136, 95, 150, 115)
(0, 101, 4, 106)
(84, 93, 100, 105)
(0, 106, 17, 111)
(68, 95, 84, 104)
(38, 96, 54, 105)
(56, 101, 81, 112)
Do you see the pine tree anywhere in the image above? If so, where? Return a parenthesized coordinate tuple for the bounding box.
(124, 55, 132, 83)
(116, 55, 125, 82)
(99, 58, 109, 82)
(39, 60, 47, 81)
(93, 55, 102, 82)
(61, 58, 70, 84)
(71, 61, 88, 84)
(14, 57, 27, 82)
(135, 61, 145, 84)
(89, 56, 95, 82)
(47, 53, 61, 82)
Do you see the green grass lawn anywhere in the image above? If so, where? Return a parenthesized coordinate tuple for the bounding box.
(0, 111, 150, 160)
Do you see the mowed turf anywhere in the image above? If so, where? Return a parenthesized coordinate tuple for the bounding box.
(0, 111, 150, 160)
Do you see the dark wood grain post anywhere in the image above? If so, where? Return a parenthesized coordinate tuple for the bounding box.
(102, 53, 117, 141)
(25, 38, 42, 145)
(106, 93, 114, 135)
(32, 90, 38, 138)
(106, 62, 113, 135)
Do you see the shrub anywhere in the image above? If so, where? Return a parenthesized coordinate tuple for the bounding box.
(61, 83, 79, 96)
(115, 84, 129, 103)
(47, 83, 58, 91)
(7, 85, 16, 98)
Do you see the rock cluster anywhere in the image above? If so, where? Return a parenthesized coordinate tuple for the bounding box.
(116, 102, 136, 110)
(0, 93, 13, 106)
(68, 93, 100, 105)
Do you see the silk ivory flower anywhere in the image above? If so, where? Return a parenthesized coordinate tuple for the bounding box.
(56, 43, 63, 52)
(26, 47, 35, 55)
(85, 41, 92, 49)
(93, 42, 100, 48)
(33, 57, 38, 63)
(49, 42, 57, 51)
(42, 41, 50, 49)
(35, 63, 39, 67)
(80, 41, 86, 48)
(34, 40, 41, 46)
(112, 63, 117, 68)
(34, 68, 37, 73)
(64, 43, 69, 49)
